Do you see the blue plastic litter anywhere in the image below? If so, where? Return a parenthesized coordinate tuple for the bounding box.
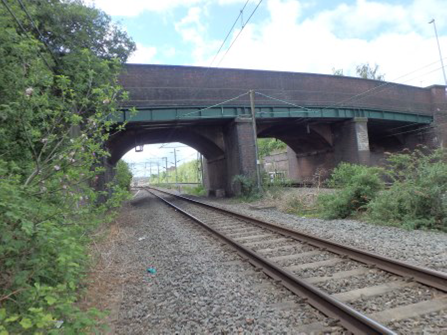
(147, 267, 156, 274)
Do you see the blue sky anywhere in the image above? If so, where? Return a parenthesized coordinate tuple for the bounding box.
(89, 0, 447, 171)
(92, 0, 447, 84)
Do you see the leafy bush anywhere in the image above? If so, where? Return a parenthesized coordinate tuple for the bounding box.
(257, 138, 287, 158)
(318, 163, 383, 219)
(367, 148, 447, 231)
(183, 184, 207, 196)
(232, 174, 261, 200)
(0, 0, 134, 333)
(115, 160, 133, 191)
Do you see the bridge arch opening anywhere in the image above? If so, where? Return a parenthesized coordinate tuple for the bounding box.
(121, 142, 203, 187)
(108, 127, 225, 166)
(258, 122, 334, 183)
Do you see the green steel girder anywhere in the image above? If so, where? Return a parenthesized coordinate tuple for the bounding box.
(114, 106, 433, 124)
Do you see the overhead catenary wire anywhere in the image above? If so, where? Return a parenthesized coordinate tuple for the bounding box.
(253, 91, 317, 128)
(1, 0, 53, 71)
(155, 91, 251, 152)
(321, 58, 447, 112)
(160, 1, 261, 149)
(188, 0, 251, 103)
(250, 57, 447, 133)
(216, 0, 263, 67)
(16, 0, 59, 66)
(207, 0, 250, 69)
(180, 91, 250, 118)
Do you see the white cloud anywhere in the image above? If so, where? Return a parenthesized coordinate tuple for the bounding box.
(187, 0, 447, 87)
(89, 0, 244, 16)
(89, 0, 203, 16)
(175, 7, 221, 64)
(122, 143, 198, 177)
(127, 43, 157, 64)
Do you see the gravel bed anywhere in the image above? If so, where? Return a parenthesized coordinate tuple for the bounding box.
(233, 234, 279, 244)
(314, 270, 394, 294)
(350, 286, 441, 313)
(225, 229, 271, 238)
(294, 260, 362, 278)
(197, 196, 447, 272)
(112, 192, 332, 333)
(258, 245, 316, 257)
(277, 251, 333, 267)
(234, 238, 296, 249)
(387, 309, 447, 334)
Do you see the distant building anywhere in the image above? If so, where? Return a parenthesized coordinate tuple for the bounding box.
(262, 151, 289, 182)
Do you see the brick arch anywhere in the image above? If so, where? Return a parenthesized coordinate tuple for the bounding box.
(107, 128, 225, 165)
(257, 123, 333, 154)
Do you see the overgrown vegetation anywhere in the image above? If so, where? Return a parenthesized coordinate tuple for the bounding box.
(257, 138, 287, 158)
(115, 160, 133, 191)
(183, 184, 207, 197)
(367, 148, 447, 231)
(317, 148, 447, 231)
(318, 163, 384, 219)
(0, 0, 135, 333)
(232, 174, 261, 201)
(147, 159, 201, 184)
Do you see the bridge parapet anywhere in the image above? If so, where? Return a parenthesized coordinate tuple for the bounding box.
(119, 64, 440, 116)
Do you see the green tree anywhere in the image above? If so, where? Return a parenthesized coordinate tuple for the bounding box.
(332, 68, 344, 76)
(115, 160, 133, 190)
(355, 63, 385, 80)
(0, 0, 135, 333)
(258, 138, 287, 158)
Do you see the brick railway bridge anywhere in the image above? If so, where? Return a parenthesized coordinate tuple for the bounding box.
(106, 64, 447, 196)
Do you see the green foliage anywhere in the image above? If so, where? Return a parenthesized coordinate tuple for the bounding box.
(355, 63, 385, 80)
(258, 138, 287, 158)
(318, 163, 384, 219)
(0, 0, 135, 333)
(176, 159, 201, 183)
(153, 159, 201, 184)
(183, 184, 206, 197)
(283, 195, 314, 216)
(332, 68, 344, 76)
(232, 174, 261, 200)
(367, 148, 447, 231)
(115, 160, 132, 191)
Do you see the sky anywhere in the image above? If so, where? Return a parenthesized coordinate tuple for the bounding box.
(88, 0, 447, 174)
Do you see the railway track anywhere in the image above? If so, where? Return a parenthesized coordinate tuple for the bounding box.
(146, 187, 447, 334)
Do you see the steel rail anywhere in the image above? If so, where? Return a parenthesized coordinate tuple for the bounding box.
(148, 188, 395, 334)
(149, 187, 447, 292)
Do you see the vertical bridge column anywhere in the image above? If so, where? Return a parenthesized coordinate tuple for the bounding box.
(224, 118, 258, 196)
(431, 86, 447, 147)
(334, 117, 371, 166)
(202, 156, 226, 197)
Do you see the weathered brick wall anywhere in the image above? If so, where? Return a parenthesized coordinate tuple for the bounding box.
(431, 86, 447, 147)
(202, 156, 226, 196)
(333, 118, 370, 165)
(263, 152, 289, 175)
(223, 118, 257, 195)
(119, 64, 434, 115)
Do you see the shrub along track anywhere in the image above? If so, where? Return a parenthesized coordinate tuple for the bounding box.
(146, 187, 447, 334)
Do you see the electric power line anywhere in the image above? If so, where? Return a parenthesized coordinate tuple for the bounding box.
(16, 0, 59, 65)
(216, 0, 263, 67)
(180, 91, 250, 118)
(322, 58, 447, 112)
(207, 0, 250, 68)
(188, 0, 252, 103)
(1, 0, 53, 70)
